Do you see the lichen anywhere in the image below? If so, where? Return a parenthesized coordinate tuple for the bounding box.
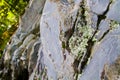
(69, 24, 94, 57)
(110, 20, 120, 29)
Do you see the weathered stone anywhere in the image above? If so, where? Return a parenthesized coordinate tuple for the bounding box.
(28, 41, 41, 75)
(0, 0, 45, 79)
(95, 19, 110, 40)
(40, 0, 75, 79)
(1, 0, 120, 80)
(103, 56, 120, 80)
(79, 26, 120, 80)
(88, 0, 110, 15)
(107, 0, 120, 22)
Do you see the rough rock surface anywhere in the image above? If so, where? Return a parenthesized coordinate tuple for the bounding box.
(0, 0, 120, 80)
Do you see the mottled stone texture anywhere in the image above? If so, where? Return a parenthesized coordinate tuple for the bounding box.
(0, 0, 120, 80)
(0, 0, 45, 80)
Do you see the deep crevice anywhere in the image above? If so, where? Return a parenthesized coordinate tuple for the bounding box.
(65, 6, 80, 52)
(91, 1, 112, 40)
(78, 39, 94, 72)
(79, 1, 113, 75)
(79, 1, 112, 73)
(72, 0, 88, 78)
(16, 68, 29, 80)
(73, 1, 113, 78)
(99, 29, 110, 41)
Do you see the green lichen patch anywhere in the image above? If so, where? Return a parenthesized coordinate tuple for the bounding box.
(110, 20, 120, 29)
(69, 24, 94, 57)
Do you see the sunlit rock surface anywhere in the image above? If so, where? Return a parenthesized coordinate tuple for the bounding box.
(88, 0, 110, 15)
(0, 0, 120, 80)
(107, 0, 120, 22)
(79, 26, 120, 80)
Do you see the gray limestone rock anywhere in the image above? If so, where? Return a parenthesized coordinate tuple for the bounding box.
(1, 0, 120, 80)
(88, 0, 110, 15)
(107, 0, 120, 22)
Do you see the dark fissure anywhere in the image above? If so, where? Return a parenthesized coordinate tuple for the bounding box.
(79, 0, 113, 74)
(16, 68, 29, 80)
(92, 1, 112, 40)
(72, 1, 113, 79)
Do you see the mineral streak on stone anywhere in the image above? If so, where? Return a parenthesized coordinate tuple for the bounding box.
(40, 0, 75, 79)
(102, 55, 120, 80)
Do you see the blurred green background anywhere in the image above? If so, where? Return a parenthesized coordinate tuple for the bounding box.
(0, 0, 29, 58)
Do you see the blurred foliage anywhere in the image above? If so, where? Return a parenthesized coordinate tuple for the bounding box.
(0, 0, 29, 58)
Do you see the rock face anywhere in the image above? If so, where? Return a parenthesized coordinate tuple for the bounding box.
(0, 0, 120, 80)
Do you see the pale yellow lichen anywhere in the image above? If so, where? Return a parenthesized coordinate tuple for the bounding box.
(69, 24, 94, 57)
(110, 20, 119, 29)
